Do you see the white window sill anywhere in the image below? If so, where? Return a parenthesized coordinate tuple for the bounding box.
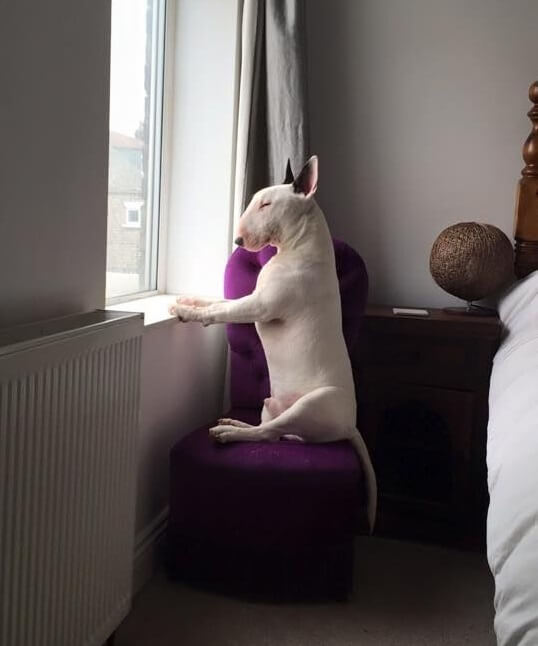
(106, 292, 224, 329)
(106, 294, 177, 329)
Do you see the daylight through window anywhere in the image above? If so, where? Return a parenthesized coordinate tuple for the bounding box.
(106, 0, 166, 302)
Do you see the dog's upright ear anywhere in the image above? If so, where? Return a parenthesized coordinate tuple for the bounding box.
(293, 156, 318, 197)
(283, 159, 294, 184)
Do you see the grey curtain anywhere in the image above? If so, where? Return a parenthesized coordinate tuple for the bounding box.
(233, 0, 310, 224)
(265, 0, 309, 184)
(224, 0, 309, 410)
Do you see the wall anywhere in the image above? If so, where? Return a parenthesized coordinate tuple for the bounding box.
(306, 0, 538, 307)
(0, 0, 111, 327)
(0, 0, 236, 565)
(164, 0, 240, 298)
(136, 320, 226, 534)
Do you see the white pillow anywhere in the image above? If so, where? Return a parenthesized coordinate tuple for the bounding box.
(496, 270, 538, 359)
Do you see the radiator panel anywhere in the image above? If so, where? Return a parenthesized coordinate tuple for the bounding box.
(0, 311, 143, 646)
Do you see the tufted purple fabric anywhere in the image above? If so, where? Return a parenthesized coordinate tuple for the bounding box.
(169, 407, 364, 600)
(168, 239, 369, 599)
(224, 239, 368, 409)
(170, 408, 364, 549)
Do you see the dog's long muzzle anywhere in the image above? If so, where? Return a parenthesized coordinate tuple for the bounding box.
(234, 236, 244, 247)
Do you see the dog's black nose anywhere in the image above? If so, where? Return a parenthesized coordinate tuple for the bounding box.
(235, 236, 244, 247)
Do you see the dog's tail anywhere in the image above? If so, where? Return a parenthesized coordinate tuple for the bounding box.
(349, 428, 377, 534)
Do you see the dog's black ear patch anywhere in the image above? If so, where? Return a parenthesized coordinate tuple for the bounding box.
(293, 156, 318, 196)
(283, 159, 294, 184)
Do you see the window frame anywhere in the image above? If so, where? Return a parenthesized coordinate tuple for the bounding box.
(123, 200, 144, 228)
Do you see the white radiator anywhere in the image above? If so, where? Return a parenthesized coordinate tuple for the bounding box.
(0, 310, 143, 646)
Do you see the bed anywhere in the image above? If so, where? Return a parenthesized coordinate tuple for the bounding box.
(487, 80, 538, 646)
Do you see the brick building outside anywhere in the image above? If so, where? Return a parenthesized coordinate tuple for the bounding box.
(106, 131, 146, 298)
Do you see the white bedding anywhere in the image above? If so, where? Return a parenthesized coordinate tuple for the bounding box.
(488, 271, 538, 645)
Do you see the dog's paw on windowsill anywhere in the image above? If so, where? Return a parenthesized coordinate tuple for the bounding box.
(106, 293, 224, 329)
(106, 294, 176, 328)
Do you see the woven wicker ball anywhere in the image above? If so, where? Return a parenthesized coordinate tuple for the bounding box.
(430, 222, 514, 302)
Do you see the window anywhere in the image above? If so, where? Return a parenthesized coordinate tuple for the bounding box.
(123, 201, 144, 228)
(106, 0, 166, 303)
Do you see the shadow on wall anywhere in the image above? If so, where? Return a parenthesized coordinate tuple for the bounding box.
(136, 321, 227, 535)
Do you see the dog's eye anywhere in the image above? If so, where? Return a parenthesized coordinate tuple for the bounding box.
(259, 201, 272, 210)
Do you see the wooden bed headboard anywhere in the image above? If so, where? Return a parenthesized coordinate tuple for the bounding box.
(514, 81, 538, 278)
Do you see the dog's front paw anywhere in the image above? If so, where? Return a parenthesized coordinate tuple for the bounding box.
(169, 302, 200, 323)
(176, 296, 209, 308)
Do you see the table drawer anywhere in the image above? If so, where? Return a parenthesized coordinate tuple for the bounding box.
(358, 335, 493, 388)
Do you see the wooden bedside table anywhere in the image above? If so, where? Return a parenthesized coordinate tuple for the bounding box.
(354, 305, 502, 548)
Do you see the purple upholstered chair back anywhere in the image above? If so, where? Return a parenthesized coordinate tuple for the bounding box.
(224, 239, 369, 410)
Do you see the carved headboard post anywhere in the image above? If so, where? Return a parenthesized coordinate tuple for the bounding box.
(514, 81, 538, 278)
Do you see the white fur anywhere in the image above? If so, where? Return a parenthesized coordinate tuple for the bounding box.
(169, 156, 377, 531)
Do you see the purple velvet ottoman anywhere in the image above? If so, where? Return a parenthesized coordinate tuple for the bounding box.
(167, 240, 369, 600)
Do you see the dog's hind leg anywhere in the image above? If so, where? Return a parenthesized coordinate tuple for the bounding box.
(209, 424, 280, 442)
(211, 387, 350, 443)
(210, 387, 350, 444)
(216, 418, 252, 428)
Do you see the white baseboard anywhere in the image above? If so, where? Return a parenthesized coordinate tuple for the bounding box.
(133, 506, 169, 595)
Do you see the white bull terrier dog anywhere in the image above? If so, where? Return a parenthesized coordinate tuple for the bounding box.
(169, 156, 377, 530)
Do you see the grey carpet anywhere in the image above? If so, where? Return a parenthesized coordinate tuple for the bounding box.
(116, 536, 496, 646)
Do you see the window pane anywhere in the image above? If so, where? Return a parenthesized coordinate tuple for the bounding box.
(106, 0, 165, 301)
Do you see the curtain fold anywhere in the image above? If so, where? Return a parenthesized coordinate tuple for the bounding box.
(224, 0, 309, 412)
(232, 0, 309, 235)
